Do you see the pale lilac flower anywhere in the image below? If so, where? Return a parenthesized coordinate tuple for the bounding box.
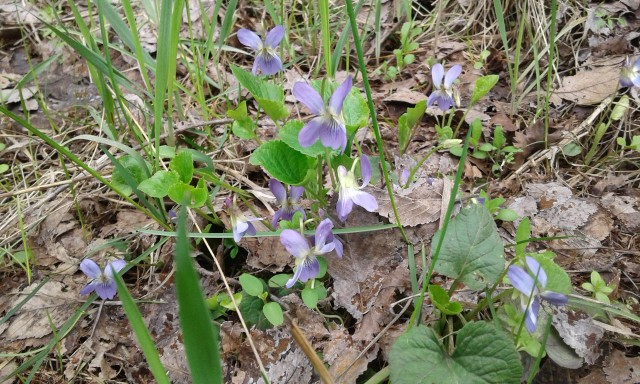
(427, 63, 462, 111)
(336, 155, 378, 222)
(620, 56, 640, 88)
(280, 219, 340, 288)
(507, 256, 568, 333)
(293, 76, 352, 152)
(80, 259, 126, 300)
(269, 178, 305, 227)
(237, 26, 285, 75)
(225, 197, 261, 242)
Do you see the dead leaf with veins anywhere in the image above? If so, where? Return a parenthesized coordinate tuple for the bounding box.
(550, 305, 604, 365)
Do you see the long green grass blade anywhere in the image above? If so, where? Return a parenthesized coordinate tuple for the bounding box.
(114, 271, 171, 384)
(175, 204, 222, 383)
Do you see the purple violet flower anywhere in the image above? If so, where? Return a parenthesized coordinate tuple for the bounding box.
(80, 259, 126, 300)
(427, 63, 462, 111)
(507, 256, 568, 333)
(293, 76, 352, 152)
(237, 26, 285, 75)
(225, 197, 261, 242)
(336, 155, 378, 222)
(620, 56, 640, 88)
(280, 219, 340, 288)
(269, 178, 306, 228)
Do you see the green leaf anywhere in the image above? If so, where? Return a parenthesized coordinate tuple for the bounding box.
(493, 126, 505, 149)
(471, 75, 499, 105)
(561, 142, 582, 157)
(239, 273, 265, 296)
(238, 294, 269, 329)
(230, 64, 287, 121)
(228, 101, 256, 139)
(250, 140, 315, 185)
(227, 100, 249, 120)
(268, 274, 292, 288)
(389, 322, 522, 384)
(262, 302, 284, 326)
(167, 183, 207, 208)
(279, 120, 335, 157)
(0, 164, 8, 173)
(428, 284, 462, 315)
(495, 208, 519, 221)
(174, 204, 223, 383)
(170, 151, 194, 183)
(529, 254, 571, 294)
(398, 100, 427, 154)
(112, 155, 150, 196)
(138, 170, 180, 198)
(316, 256, 327, 279)
(611, 95, 629, 121)
(515, 218, 530, 257)
(301, 287, 319, 309)
(433, 204, 504, 290)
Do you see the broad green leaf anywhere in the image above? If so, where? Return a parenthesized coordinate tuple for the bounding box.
(428, 284, 462, 315)
(170, 151, 193, 183)
(515, 218, 530, 257)
(529, 255, 571, 294)
(611, 95, 629, 121)
(228, 101, 256, 139)
(138, 170, 180, 198)
(262, 302, 284, 326)
(0, 164, 8, 173)
(390, 322, 522, 384)
(268, 274, 292, 288)
(230, 64, 287, 121)
(316, 256, 327, 279)
(561, 142, 582, 157)
(301, 287, 319, 309)
(167, 183, 207, 207)
(343, 87, 369, 130)
(433, 204, 504, 290)
(239, 273, 265, 296)
(471, 75, 499, 105)
(112, 155, 150, 196)
(250, 140, 315, 185)
(227, 100, 249, 120)
(279, 120, 335, 157)
(239, 294, 270, 329)
(398, 100, 427, 154)
(495, 208, 519, 221)
(218, 292, 243, 310)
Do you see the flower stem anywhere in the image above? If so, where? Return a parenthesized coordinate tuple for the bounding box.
(318, 0, 332, 77)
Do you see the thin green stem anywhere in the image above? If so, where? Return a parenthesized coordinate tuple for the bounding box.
(405, 145, 443, 187)
(344, 0, 408, 243)
(319, 0, 332, 77)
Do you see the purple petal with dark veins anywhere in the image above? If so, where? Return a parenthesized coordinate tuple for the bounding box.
(265, 25, 285, 48)
(328, 76, 352, 114)
(255, 52, 282, 75)
(293, 82, 324, 115)
(95, 282, 117, 300)
(297, 257, 320, 282)
(318, 119, 346, 151)
(290, 186, 305, 201)
(237, 29, 261, 50)
(298, 117, 325, 147)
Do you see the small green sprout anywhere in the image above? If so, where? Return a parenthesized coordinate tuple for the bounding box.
(582, 271, 615, 304)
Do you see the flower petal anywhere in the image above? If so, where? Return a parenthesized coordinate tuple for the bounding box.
(105, 260, 127, 278)
(251, 59, 260, 75)
(507, 265, 536, 297)
(360, 155, 372, 187)
(524, 297, 540, 333)
(298, 117, 325, 147)
(525, 256, 547, 288)
(297, 257, 320, 283)
(319, 119, 346, 151)
(314, 219, 334, 250)
(80, 259, 101, 279)
(427, 91, 453, 111)
(328, 75, 352, 114)
(352, 191, 378, 212)
(280, 229, 310, 258)
(245, 222, 257, 237)
(541, 291, 568, 306)
(290, 186, 305, 201)
(293, 82, 324, 115)
(444, 64, 462, 88)
(95, 282, 117, 300)
(237, 29, 261, 50)
(269, 178, 287, 203)
(271, 210, 283, 228)
(431, 63, 444, 88)
(332, 236, 343, 257)
(256, 52, 282, 75)
(265, 25, 285, 48)
(233, 220, 249, 242)
(286, 265, 304, 288)
(80, 281, 97, 296)
(337, 194, 354, 223)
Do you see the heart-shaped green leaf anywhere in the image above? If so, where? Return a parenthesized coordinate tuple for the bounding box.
(389, 322, 522, 384)
(250, 140, 315, 185)
(433, 204, 504, 290)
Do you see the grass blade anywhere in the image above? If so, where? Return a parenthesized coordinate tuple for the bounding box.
(175, 204, 223, 383)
